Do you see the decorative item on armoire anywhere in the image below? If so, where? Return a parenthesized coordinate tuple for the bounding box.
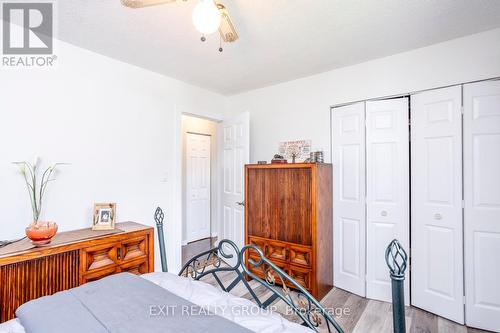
(278, 140, 311, 162)
(13, 157, 67, 246)
(271, 154, 287, 164)
(311, 151, 324, 163)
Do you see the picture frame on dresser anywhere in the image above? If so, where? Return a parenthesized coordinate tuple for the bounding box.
(93, 203, 116, 230)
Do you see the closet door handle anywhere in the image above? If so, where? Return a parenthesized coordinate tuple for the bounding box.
(380, 210, 388, 217)
(434, 213, 443, 220)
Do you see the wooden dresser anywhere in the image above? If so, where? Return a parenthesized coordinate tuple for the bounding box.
(0, 222, 154, 323)
(245, 163, 333, 299)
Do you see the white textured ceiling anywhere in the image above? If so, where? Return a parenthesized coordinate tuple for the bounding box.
(56, 0, 500, 95)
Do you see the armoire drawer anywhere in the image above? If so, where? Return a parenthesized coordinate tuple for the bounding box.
(267, 241, 287, 262)
(248, 237, 267, 257)
(289, 245, 312, 267)
(288, 265, 312, 290)
(248, 255, 287, 283)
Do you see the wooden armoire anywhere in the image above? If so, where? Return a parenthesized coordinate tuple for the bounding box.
(244, 163, 333, 299)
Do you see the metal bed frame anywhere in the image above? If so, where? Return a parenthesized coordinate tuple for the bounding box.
(177, 239, 345, 333)
(155, 207, 408, 333)
(155, 207, 343, 332)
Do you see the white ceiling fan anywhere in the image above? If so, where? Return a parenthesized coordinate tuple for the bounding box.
(121, 0, 238, 52)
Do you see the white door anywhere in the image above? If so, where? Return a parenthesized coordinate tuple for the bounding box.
(186, 133, 211, 243)
(219, 112, 249, 255)
(365, 98, 410, 304)
(464, 80, 500, 332)
(411, 86, 464, 324)
(332, 102, 366, 297)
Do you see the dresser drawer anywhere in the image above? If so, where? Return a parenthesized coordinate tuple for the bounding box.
(81, 243, 119, 272)
(81, 265, 119, 284)
(119, 235, 148, 262)
(119, 257, 149, 275)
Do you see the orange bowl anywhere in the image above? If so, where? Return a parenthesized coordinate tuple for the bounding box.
(26, 222, 58, 245)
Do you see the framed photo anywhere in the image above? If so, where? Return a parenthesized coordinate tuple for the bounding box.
(92, 203, 116, 230)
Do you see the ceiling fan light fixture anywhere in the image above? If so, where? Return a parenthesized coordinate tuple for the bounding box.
(192, 0, 221, 34)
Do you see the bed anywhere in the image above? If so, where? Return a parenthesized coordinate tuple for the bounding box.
(0, 240, 344, 333)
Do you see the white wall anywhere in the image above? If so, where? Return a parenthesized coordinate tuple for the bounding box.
(181, 115, 219, 244)
(226, 28, 500, 163)
(3, 27, 500, 275)
(0, 39, 225, 272)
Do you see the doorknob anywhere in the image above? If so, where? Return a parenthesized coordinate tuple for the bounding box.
(236, 201, 245, 206)
(434, 213, 443, 220)
(380, 210, 388, 217)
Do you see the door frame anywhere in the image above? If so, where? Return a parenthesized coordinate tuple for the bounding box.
(170, 108, 223, 273)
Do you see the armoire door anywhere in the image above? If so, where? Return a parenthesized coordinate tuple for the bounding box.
(332, 102, 366, 297)
(464, 80, 500, 332)
(365, 98, 410, 304)
(411, 86, 464, 324)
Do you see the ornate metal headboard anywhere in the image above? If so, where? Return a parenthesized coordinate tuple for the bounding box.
(178, 239, 345, 333)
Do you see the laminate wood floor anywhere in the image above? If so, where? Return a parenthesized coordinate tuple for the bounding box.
(199, 269, 491, 333)
(181, 237, 217, 266)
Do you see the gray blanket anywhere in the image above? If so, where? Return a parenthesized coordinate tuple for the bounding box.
(16, 273, 253, 333)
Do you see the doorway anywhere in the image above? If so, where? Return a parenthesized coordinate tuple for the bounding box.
(181, 115, 218, 265)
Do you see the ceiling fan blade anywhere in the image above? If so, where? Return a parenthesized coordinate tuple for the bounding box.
(121, 0, 178, 8)
(216, 3, 238, 43)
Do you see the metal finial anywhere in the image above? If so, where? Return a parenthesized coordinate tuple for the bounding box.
(385, 239, 408, 280)
(155, 207, 168, 272)
(154, 207, 164, 226)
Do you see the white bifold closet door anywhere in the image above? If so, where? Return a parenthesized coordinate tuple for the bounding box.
(411, 86, 464, 324)
(332, 102, 366, 297)
(365, 98, 410, 304)
(463, 80, 500, 332)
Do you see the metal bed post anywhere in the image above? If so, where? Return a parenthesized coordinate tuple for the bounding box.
(154, 207, 168, 272)
(385, 239, 408, 333)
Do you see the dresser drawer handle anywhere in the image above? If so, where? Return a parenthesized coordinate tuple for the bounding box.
(117, 247, 122, 260)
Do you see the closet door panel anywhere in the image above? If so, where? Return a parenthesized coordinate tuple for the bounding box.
(464, 80, 500, 332)
(332, 102, 366, 297)
(411, 86, 464, 324)
(365, 98, 410, 304)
